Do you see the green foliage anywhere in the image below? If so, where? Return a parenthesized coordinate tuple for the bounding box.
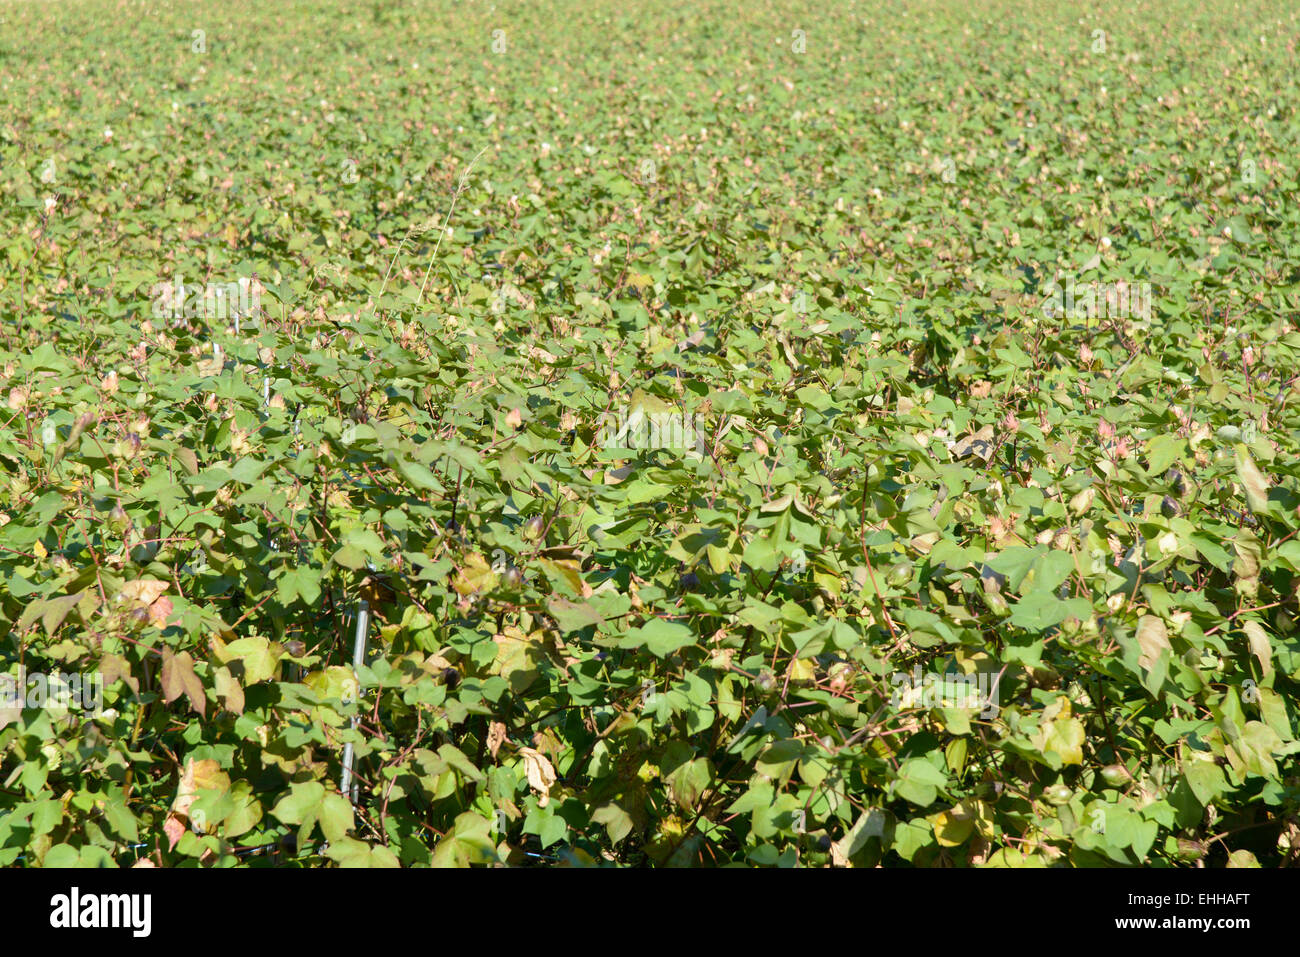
(1, 0, 1300, 867)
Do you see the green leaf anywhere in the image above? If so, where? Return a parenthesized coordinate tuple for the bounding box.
(272, 781, 327, 826)
(278, 566, 322, 606)
(621, 618, 695, 657)
(319, 792, 355, 842)
(1234, 445, 1271, 514)
(1184, 757, 1227, 807)
(895, 758, 948, 807)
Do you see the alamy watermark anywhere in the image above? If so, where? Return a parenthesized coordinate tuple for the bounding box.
(1, 668, 103, 714)
(890, 666, 999, 719)
(149, 274, 261, 325)
(49, 887, 150, 937)
(595, 407, 705, 452)
(1041, 278, 1152, 321)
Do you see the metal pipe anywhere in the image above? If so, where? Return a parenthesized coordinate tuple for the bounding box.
(340, 598, 370, 803)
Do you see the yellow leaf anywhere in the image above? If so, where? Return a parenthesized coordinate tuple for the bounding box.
(160, 649, 206, 718)
(830, 808, 889, 866)
(121, 579, 169, 606)
(929, 798, 993, 847)
(789, 658, 815, 683)
(213, 665, 245, 714)
(1242, 620, 1273, 677)
(930, 809, 975, 847)
(492, 626, 543, 693)
(166, 757, 228, 850)
(1234, 445, 1270, 513)
(519, 747, 556, 807)
(1135, 615, 1169, 671)
(451, 552, 497, 597)
(1039, 716, 1086, 767)
(539, 557, 588, 597)
(487, 720, 508, 759)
